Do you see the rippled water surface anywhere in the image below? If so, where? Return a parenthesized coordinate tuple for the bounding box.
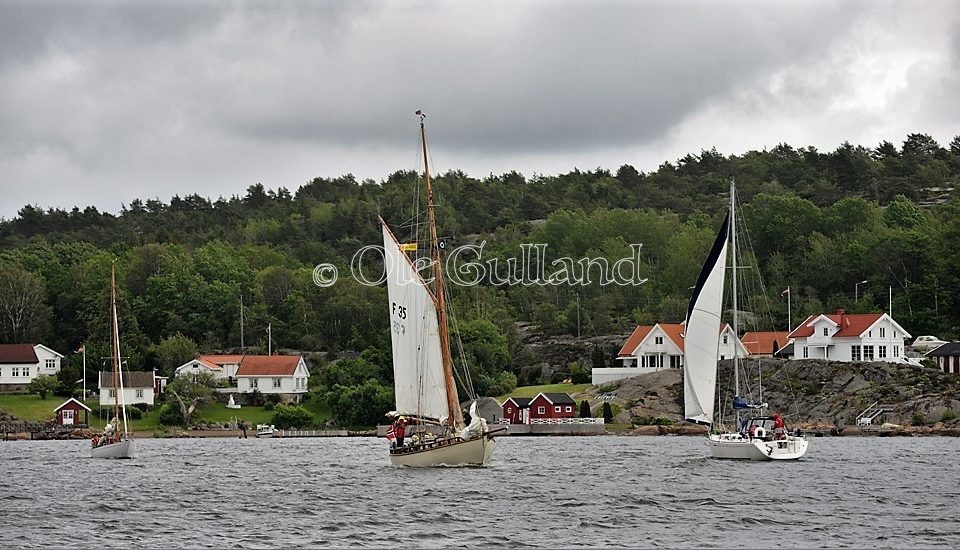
(2, 435, 959, 548)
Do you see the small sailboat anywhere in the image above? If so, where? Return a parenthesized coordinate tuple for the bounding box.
(381, 110, 504, 466)
(91, 264, 136, 459)
(684, 181, 807, 461)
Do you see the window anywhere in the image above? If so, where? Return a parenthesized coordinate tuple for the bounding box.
(670, 355, 681, 369)
(23, 367, 29, 377)
(45, 359, 56, 370)
(63, 409, 74, 421)
(878, 346, 887, 359)
(273, 378, 282, 388)
(250, 378, 258, 389)
(566, 406, 573, 412)
(863, 346, 875, 361)
(554, 406, 561, 413)
(851, 345, 861, 361)
(803, 346, 809, 358)
(136, 389, 144, 398)
(655, 336, 663, 345)
(894, 346, 900, 357)
(894, 331, 898, 338)
(868, 331, 872, 338)
(506, 407, 513, 414)
(109, 389, 116, 398)
(723, 335, 728, 344)
(12, 367, 19, 377)
(537, 406, 545, 414)
(823, 327, 829, 336)
(880, 328, 886, 338)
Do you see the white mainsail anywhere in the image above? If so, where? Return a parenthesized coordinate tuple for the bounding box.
(382, 223, 450, 421)
(683, 213, 730, 425)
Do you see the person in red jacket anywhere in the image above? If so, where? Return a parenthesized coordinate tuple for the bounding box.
(394, 417, 407, 448)
(773, 412, 786, 440)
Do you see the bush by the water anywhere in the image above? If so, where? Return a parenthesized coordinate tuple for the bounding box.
(271, 404, 315, 429)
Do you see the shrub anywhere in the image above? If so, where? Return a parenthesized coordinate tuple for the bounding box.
(579, 400, 592, 418)
(601, 402, 614, 423)
(911, 412, 926, 426)
(126, 406, 143, 420)
(158, 403, 183, 426)
(271, 404, 316, 429)
(940, 409, 957, 422)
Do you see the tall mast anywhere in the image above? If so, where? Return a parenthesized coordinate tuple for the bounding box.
(419, 111, 463, 430)
(730, 180, 740, 427)
(111, 264, 120, 424)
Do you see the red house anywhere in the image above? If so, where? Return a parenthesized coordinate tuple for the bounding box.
(528, 392, 577, 421)
(502, 397, 532, 424)
(53, 397, 91, 427)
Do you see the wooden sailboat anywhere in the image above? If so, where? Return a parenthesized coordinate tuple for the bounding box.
(684, 181, 807, 461)
(380, 110, 504, 466)
(90, 264, 136, 459)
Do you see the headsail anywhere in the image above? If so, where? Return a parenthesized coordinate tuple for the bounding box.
(683, 213, 730, 425)
(382, 222, 449, 421)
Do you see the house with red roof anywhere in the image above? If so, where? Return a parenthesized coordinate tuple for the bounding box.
(0, 343, 64, 391)
(593, 322, 746, 384)
(528, 393, 577, 422)
(740, 331, 792, 357)
(926, 342, 960, 374)
(786, 309, 911, 363)
(53, 397, 91, 427)
(235, 355, 309, 402)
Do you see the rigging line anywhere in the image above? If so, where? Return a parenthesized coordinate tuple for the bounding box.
(733, 192, 778, 332)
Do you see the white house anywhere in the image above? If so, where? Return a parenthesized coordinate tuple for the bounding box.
(99, 371, 156, 407)
(592, 322, 747, 385)
(0, 343, 64, 389)
(787, 309, 911, 363)
(235, 355, 309, 401)
(174, 355, 244, 381)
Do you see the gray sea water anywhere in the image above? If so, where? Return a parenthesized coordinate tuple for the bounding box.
(1, 435, 958, 548)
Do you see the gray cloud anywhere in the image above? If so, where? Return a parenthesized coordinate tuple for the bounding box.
(0, 0, 957, 218)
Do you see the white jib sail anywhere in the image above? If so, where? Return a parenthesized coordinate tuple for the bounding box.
(382, 223, 449, 421)
(683, 214, 730, 425)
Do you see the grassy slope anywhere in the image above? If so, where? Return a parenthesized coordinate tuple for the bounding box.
(0, 394, 331, 431)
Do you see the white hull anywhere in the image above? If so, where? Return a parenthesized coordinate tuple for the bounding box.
(90, 438, 136, 459)
(708, 433, 807, 461)
(390, 434, 497, 467)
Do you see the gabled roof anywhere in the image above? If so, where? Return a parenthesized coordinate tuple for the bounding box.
(199, 354, 245, 365)
(535, 392, 577, 405)
(0, 344, 39, 364)
(33, 344, 64, 358)
(618, 323, 685, 357)
(787, 310, 901, 339)
(740, 332, 791, 355)
(235, 355, 303, 376)
(99, 371, 155, 389)
(54, 397, 91, 412)
(926, 342, 960, 357)
(503, 397, 532, 408)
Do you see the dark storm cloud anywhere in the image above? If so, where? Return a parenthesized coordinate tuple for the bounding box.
(0, 0, 956, 218)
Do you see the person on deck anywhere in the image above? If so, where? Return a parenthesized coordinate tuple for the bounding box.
(773, 413, 786, 440)
(394, 418, 406, 448)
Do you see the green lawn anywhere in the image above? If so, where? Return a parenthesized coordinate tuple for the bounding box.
(495, 382, 592, 403)
(0, 393, 331, 432)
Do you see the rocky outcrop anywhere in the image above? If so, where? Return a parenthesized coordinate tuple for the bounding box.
(561, 357, 960, 432)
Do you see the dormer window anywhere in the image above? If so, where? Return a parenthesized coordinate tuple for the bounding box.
(655, 336, 663, 345)
(822, 327, 828, 336)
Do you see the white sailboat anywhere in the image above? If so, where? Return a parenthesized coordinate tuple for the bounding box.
(91, 264, 136, 459)
(684, 181, 807, 461)
(381, 110, 504, 467)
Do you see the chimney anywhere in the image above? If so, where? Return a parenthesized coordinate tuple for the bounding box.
(835, 308, 845, 316)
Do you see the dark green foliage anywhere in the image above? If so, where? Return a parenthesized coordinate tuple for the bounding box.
(324, 379, 394, 428)
(579, 400, 591, 418)
(27, 374, 59, 399)
(570, 362, 591, 384)
(158, 403, 182, 426)
(602, 402, 614, 423)
(270, 403, 315, 429)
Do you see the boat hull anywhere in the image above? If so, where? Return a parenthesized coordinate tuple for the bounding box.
(389, 433, 498, 467)
(708, 433, 807, 461)
(90, 438, 136, 459)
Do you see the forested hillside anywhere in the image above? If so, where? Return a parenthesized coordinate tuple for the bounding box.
(2, 133, 959, 420)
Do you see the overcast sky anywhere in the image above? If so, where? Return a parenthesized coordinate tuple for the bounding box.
(1, 1, 958, 219)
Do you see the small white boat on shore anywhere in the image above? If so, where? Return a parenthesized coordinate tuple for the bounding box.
(256, 424, 276, 438)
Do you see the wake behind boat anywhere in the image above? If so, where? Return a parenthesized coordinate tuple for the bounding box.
(381, 111, 504, 466)
(683, 181, 807, 461)
(90, 264, 136, 459)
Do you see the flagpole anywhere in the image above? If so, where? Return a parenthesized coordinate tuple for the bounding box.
(267, 323, 272, 355)
(82, 345, 86, 401)
(788, 286, 792, 332)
